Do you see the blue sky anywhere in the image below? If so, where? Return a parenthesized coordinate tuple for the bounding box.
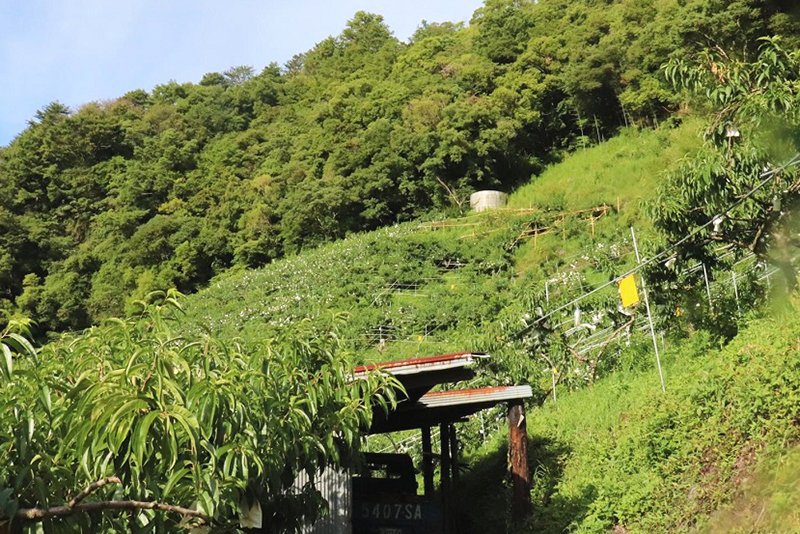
(0, 0, 485, 146)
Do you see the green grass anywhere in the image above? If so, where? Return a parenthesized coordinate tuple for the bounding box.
(702, 445, 800, 533)
(509, 120, 704, 277)
(454, 299, 800, 533)
(508, 119, 704, 214)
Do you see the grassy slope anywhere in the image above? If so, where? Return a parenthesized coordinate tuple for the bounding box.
(182, 121, 704, 353)
(178, 121, 799, 531)
(509, 119, 703, 277)
(456, 302, 799, 533)
(510, 119, 703, 212)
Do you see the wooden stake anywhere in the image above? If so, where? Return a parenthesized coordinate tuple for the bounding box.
(508, 401, 531, 524)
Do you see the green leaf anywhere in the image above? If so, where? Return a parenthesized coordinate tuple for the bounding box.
(162, 467, 190, 499)
(132, 411, 161, 466)
(38, 385, 53, 418)
(33, 477, 49, 508)
(1, 343, 13, 378)
(6, 333, 37, 360)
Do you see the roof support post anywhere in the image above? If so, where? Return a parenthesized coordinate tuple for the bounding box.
(439, 422, 451, 534)
(421, 426, 434, 498)
(449, 424, 459, 487)
(508, 400, 531, 525)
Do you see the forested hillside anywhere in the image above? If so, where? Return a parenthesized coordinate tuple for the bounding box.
(2, 0, 798, 333)
(44, 121, 792, 533)
(1, 1, 799, 531)
(2, 115, 797, 533)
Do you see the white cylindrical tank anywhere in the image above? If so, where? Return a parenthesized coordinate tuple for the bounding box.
(470, 190, 508, 212)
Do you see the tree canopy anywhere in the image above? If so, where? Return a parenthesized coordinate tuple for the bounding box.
(652, 36, 800, 293)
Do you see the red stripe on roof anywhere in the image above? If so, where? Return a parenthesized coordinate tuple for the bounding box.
(422, 386, 515, 398)
(353, 352, 474, 373)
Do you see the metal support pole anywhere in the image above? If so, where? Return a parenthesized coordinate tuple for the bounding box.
(545, 280, 550, 305)
(732, 271, 740, 312)
(551, 369, 557, 403)
(702, 263, 713, 312)
(421, 426, 434, 498)
(630, 227, 666, 393)
(439, 422, 451, 534)
(449, 424, 459, 486)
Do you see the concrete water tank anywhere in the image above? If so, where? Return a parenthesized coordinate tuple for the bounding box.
(470, 190, 508, 212)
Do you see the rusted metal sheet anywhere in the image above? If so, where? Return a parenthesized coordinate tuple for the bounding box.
(293, 468, 353, 534)
(418, 385, 533, 407)
(370, 385, 533, 433)
(356, 352, 488, 406)
(353, 352, 486, 375)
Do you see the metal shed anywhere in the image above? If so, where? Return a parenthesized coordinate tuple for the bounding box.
(300, 352, 532, 534)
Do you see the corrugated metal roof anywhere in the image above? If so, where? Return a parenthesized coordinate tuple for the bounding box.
(418, 385, 533, 408)
(368, 385, 533, 434)
(353, 352, 486, 375)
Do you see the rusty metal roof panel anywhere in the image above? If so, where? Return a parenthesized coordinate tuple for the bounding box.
(368, 385, 533, 434)
(418, 385, 533, 408)
(353, 352, 487, 376)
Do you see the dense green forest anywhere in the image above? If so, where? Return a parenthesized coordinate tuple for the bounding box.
(2, 0, 798, 333)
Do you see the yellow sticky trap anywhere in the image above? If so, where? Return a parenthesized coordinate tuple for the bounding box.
(450, 284, 455, 290)
(676, 307, 682, 317)
(618, 274, 640, 307)
(417, 335, 423, 341)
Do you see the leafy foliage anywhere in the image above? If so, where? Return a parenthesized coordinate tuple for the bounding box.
(653, 37, 800, 294)
(456, 297, 800, 533)
(0, 292, 398, 532)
